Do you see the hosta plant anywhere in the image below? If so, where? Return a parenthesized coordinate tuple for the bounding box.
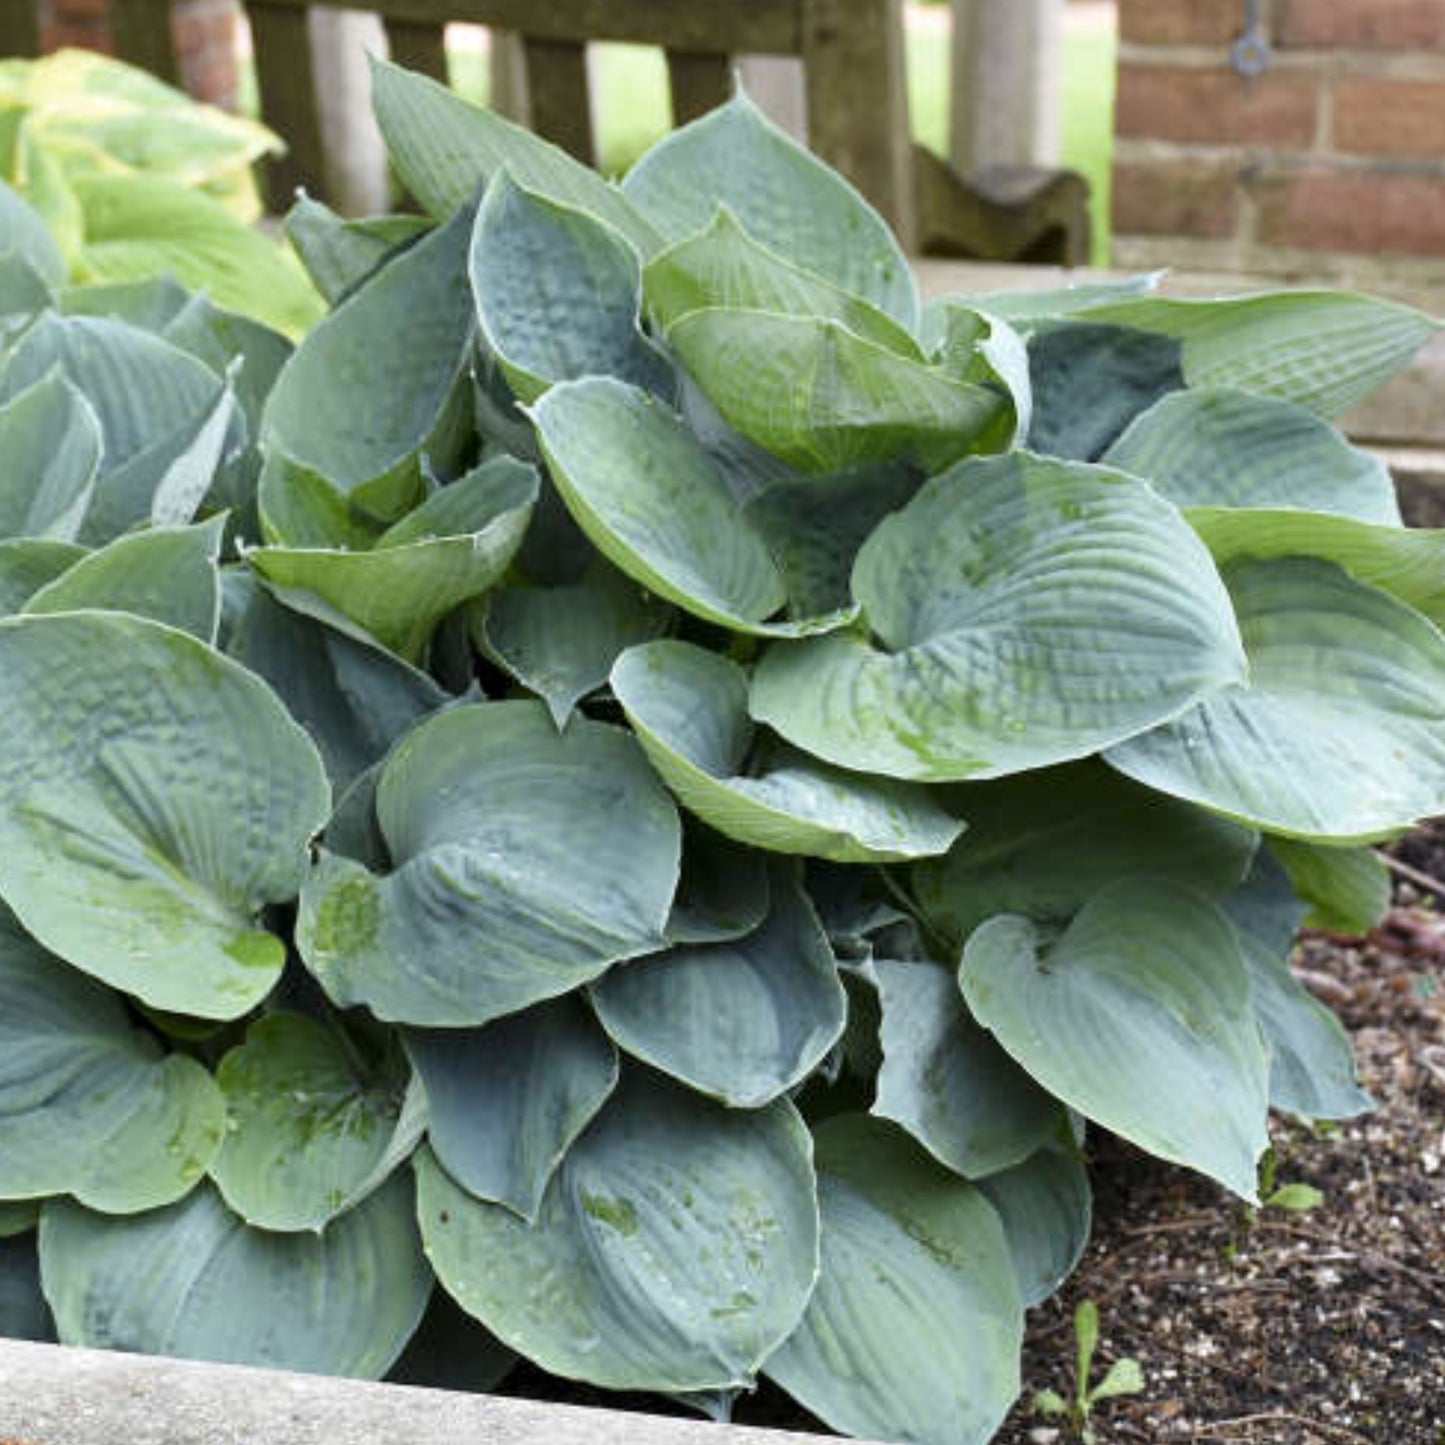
(1, 62, 1442, 1445)
(0, 49, 322, 334)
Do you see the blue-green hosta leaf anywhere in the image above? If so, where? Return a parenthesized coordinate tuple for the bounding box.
(478, 561, 673, 729)
(405, 996, 618, 1223)
(1104, 388, 1400, 524)
(40, 1173, 430, 1376)
(1079, 289, 1441, 418)
(70, 174, 324, 338)
(1224, 852, 1374, 1120)
(0, 612, 329, 1019)
(415, 1074, 818, 1391)
(24, 517, 224, 642)
(78, 379, 239, 545)
(0, 1201, 39, 1238)
(590, 870, 846, 1107)
(642, 207, 922, 358)
(623, 93, 918, 328)
(472, 173, 670, 404)
(1240, 930, 1373, 1121)
(1027, 322, 1184, 460)
(0, 253, 52, 326)
(752, 452, 1246, 782)
(943, 273, 1162, 327)
(740, 462, 922, 618)
(261, 202, 475, 523)
(284, 194, 433, 305)
(248, 457, 537, 662)
(1107, 558, 1445, 841)
(0, 1233, 53, 1342)
(667, 309, 1005, 475)
(872, 959, 1064, 1179)
(531, 377, 850, 636)
(926, 303, 1033, 451)
(211, 1012, 416, 1232)
(1269, 837, 1390, 936)
(0, 376, 101, 541)
(911, 761, 1257, 945)
(961, 879, 1270, 1199)
(298, 701, 680, 1027)
(226, 575, 452, 795)
(0, 539, 87, 613)
(369, 57, 658, 253)
(0, 313, 218, 472)
(0, 179, 66, 286)
(1187, 507, 1445, 631)
(977, 1137, 1092, 1308)
(613, 640, 963, 863)
(766, 1115, 1022, 1445)
(666, 820, 771, 945)
(0, 908, 224, 1213)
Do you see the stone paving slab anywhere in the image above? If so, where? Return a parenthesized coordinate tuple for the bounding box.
(0, 1340, 862, 1445)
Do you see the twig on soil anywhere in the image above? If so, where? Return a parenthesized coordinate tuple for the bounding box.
(1379, 851, 1445, 901)
(1193, 1412, 1372, 1444)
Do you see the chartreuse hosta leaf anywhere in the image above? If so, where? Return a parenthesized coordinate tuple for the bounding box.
(642, 207, 922, 359)
(752, 451, 1246, 782)
(1107, 558, 1445, 841)
(590, 868, 846, 1107)
(415, 1073, 818, 1391)
(298, 701, 680, 1026)
(531, 377, 851, 636)
(911, 760, 1257, 945)
(871, 959, 1064, 1179)
(1187, 507, 1445, 631)
(766, 1115, 1022, 1445)
(471, 173, 670, 404)
(612, 640, 963, 863)
(478, 561, 673, 729)
(961, 879, 1271, 1199)
(405, 996, 619, 1223)
(40, 1173, 430, 1376)
(248, 456, 538, 662)
(0, 907, 224, 1213)
(211, 1012, 417, 1232)
(24, 517, 224, 642)
(0, 375, 101, 540)
(261, 202, 475, 527)
(0, 612, 329, 1019)
(0, 1233, 53, 1342)
(623, 92, 918, 329)
(978, 1137, 1092, 1308)
(370, 57, 659, 254)
(1269, 836, 1390, 936)
(1225, 851, 1374, 1120)
(1079, 289, 1441, 419)
(226, 576, 451, 794)
(69, 174, 324, 339)
(667, 309, 1006, 475)
(1104, 388, 1401, 523)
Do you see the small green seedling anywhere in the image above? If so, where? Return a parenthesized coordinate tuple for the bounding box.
(1258, 1148, 1326, 1216)
(1032, 1299, 1145, 1442)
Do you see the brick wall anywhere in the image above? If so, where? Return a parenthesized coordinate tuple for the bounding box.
(1113, 0, 1445, 290)
(38, 0, 240, 109)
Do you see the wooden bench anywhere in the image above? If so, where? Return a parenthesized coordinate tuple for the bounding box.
(0, 0, 1091, 264)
